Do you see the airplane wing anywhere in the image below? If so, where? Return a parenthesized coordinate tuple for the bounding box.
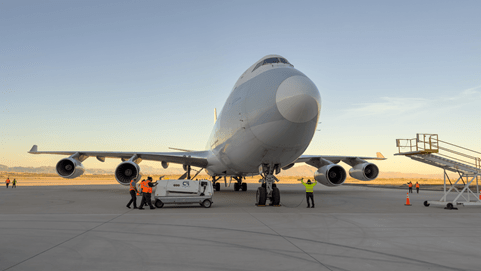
(28, 145, 209, 168)
(293, 152, 386, 168)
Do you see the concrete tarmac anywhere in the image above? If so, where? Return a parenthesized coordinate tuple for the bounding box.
(1, 183, 480, 271)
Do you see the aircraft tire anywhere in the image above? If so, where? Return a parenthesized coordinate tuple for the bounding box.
(272, 187, 280, 205)
(215, 183, 220, 191)
(234, 183, 240, 191)
(241, 183, 247, 191)
(256, 187, 267, 206)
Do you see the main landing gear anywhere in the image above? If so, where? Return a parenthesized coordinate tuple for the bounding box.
(211, 176, 247, 192)
(256, 164, 280, 206)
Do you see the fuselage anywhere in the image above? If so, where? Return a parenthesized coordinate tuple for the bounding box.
(205, 55, 321, 176)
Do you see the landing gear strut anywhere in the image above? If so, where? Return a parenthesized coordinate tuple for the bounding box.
(256, 164, 280, 206)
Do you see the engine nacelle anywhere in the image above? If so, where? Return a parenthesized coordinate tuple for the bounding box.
(115, 161, 141, 186)
(349, 163, 379, 181)
(314, 164, 347, 187)
(56, 158, 85, 179)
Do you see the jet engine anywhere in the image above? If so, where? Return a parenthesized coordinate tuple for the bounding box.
(56, 158, 85, 179)
(349, 163, 379, 181)
(115, 161, 141, 186)
(314, 164, 347, 187)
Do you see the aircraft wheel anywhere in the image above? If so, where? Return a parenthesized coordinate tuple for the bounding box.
(256, 187, 267, 206)
(272, 187, 280, 205)
(215, 183, 220, 191)
(155, 200, 164, 208)
(202, 199, 212, 208)
(241, 183, 247, 191)
(234, 183, 240, 191)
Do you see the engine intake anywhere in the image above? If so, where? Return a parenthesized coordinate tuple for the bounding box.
(314, 164, 346, 187)
(115, 161, 141, 185)
(349, 163, 379, 181)
(56, 158, 85, 179)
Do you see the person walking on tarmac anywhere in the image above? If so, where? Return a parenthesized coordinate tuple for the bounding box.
(139, 177, 157, 210)
(5, 177, 10, 188)
(408, 181, 413, 193)
(12, 179, 17, 188)
(301, 178, 318, 208)
(126, 178, 138, 209)
(416, 182, 420, 194)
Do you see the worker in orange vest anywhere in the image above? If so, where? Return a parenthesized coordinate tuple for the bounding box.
(139, 177, 156, 210)
(415, 182, 420, 194)
(126, 178, 138, 209)
(408, 181, 413, 193)
(5, 177, 10, 188)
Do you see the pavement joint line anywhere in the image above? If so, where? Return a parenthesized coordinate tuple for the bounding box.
(2, 209, 132, 271)
(247, 212, 334, 271)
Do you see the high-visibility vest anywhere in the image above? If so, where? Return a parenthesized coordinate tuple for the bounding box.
(416, 183, 419, 188)
(141, 181, 148, 193)
(6, 179, 10, 184)
(146, 182, 152, 193)
(302, 181, 317, 193)
(129, 180, 136, 191)
(409, 183, 412, 188)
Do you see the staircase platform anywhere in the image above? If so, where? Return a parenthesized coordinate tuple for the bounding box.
(396, 134, 481, 209)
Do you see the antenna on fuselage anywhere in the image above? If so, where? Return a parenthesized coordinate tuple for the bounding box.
(214, 108, 217, 123)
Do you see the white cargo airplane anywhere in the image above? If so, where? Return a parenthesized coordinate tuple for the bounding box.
(29, 54, 385, 206)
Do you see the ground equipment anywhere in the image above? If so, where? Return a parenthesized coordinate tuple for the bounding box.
(139, 179, 214, 208)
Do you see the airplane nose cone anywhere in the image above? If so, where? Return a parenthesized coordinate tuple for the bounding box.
(276, 75, 321, 123)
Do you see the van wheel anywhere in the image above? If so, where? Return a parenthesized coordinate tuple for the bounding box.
(202, 200, 212, 208)
(155, 200, 164, 208)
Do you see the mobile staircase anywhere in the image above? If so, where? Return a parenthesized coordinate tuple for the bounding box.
(395, 133, 481, 209)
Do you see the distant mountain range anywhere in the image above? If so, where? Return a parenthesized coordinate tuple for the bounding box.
(0, 164, 445, 179)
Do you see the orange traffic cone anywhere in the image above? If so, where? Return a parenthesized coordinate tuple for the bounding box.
(405, 193, 412, 206)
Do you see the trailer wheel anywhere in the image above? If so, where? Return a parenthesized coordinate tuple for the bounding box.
(202, 199, 212, 208)
(423, 201, 430, 207)
(446, 203, 453, 210)
(155, 200, 164, 208)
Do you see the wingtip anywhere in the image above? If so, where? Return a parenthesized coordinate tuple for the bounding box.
(29, 145, 38, 153)
(376, 152, 385, 159)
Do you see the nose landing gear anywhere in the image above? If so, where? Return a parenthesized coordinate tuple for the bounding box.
(256, 164, 281, 206)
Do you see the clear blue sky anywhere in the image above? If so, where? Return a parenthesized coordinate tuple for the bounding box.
(1, 0, 480, 174)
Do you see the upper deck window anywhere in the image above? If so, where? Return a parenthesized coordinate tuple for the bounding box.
(252, 57, 293, 72)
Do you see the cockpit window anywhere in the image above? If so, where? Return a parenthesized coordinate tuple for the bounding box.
(252, 57, 293, 72)
(263, 58, 279, 64)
